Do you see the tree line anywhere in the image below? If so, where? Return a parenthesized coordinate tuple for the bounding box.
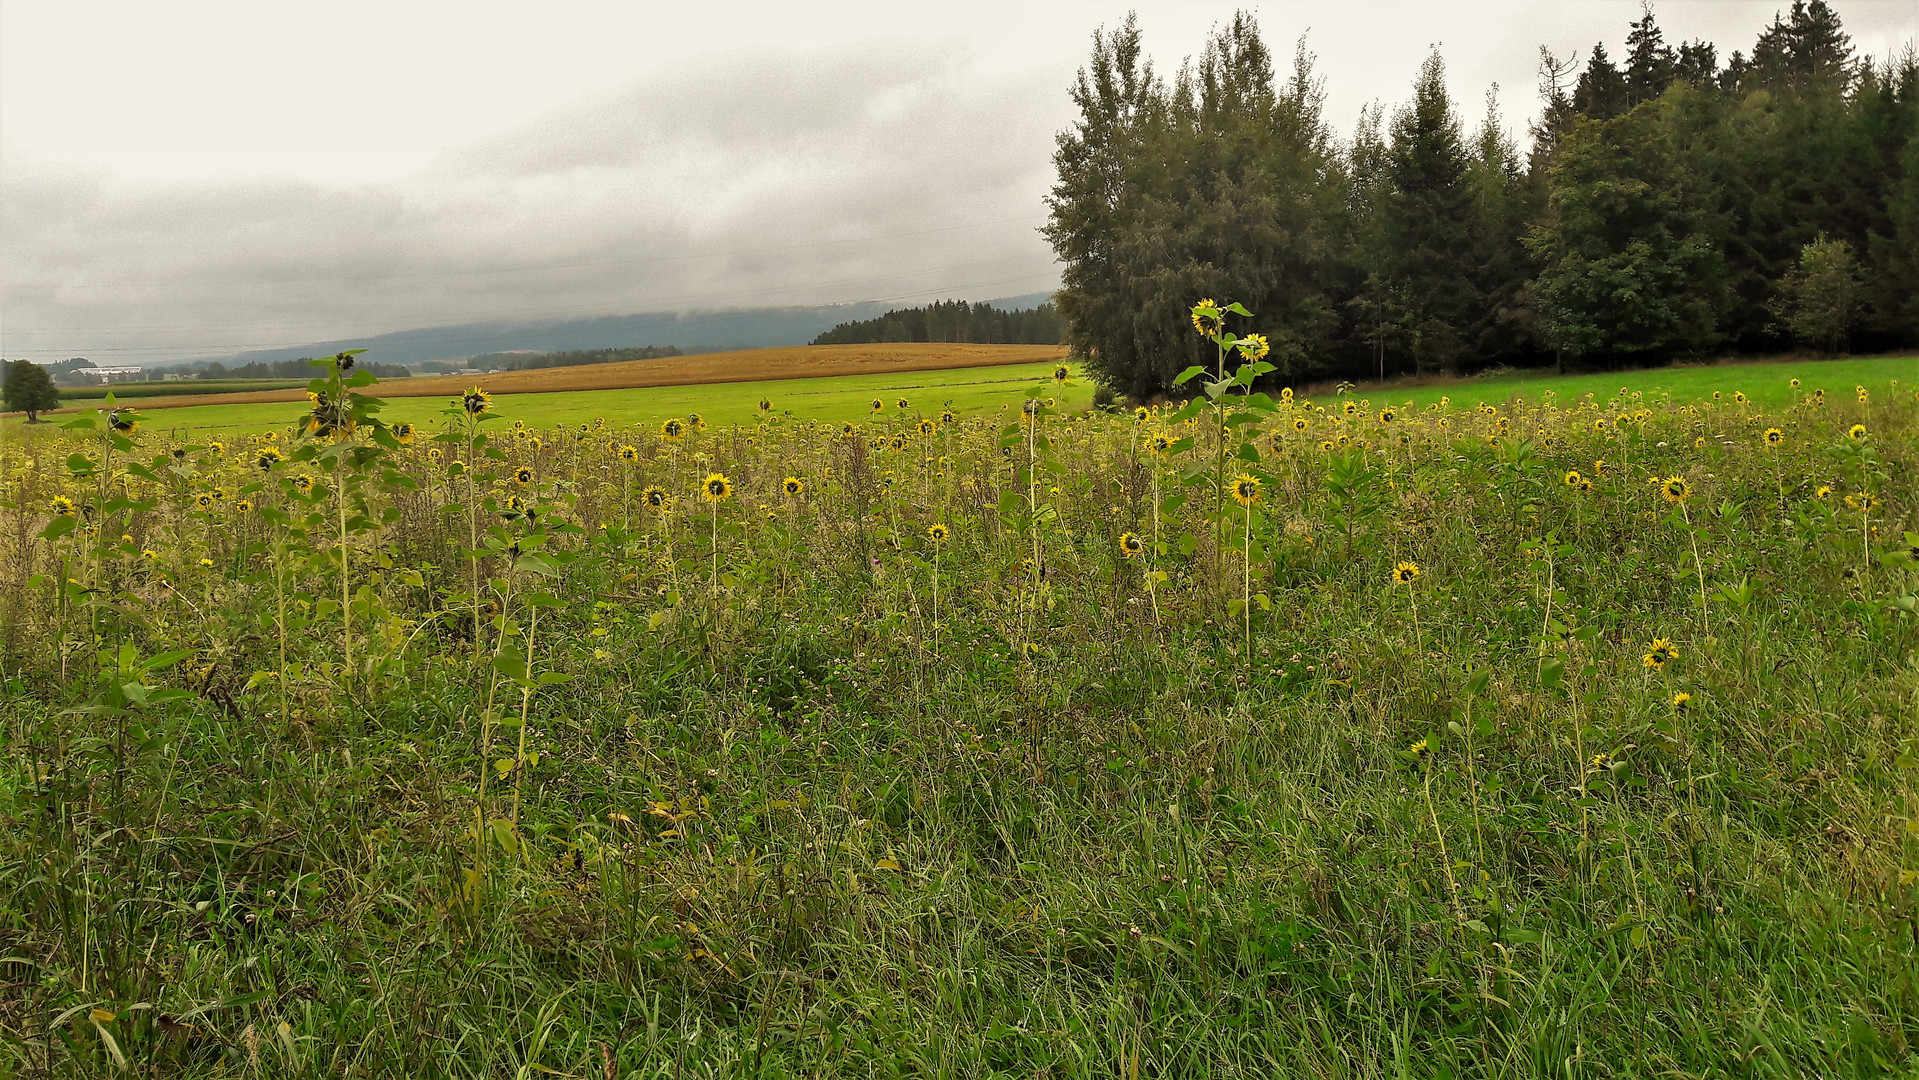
(811, 300, 1064, 346)
(441, 345, 682, 373)
(1047, 2, 1919, 400)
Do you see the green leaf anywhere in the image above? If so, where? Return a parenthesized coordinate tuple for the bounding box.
(1172, 365, 1206, 387)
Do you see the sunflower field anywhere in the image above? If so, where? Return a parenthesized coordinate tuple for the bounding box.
(2, 313, 1917, 1077)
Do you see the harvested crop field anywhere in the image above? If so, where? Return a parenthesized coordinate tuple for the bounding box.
(67, 342, 1069, 413)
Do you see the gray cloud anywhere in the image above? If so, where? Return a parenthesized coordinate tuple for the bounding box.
(1, 41, 1067, 363)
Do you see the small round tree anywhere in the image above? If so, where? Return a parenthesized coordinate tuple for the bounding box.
(1774, 236, 1862, 355)
(2, 360, 61, 422)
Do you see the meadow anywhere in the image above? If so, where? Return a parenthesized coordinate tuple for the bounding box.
(0, 321, 1916, 1077)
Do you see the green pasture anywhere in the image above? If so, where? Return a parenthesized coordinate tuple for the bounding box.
(55, 379, 308, 401)
(1371, 353, 1918, 411)
(93, 361, 1091, 438)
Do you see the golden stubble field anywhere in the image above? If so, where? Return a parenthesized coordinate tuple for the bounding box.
(66, 342, 1070, 414)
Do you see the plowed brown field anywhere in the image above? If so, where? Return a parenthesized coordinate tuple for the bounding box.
(84, 342, 1069, 413)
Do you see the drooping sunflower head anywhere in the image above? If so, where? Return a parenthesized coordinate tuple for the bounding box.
(50, 494, 76, 516)
(461, 388, 491, 416)
(926, 523, 949, 543)
(256, 446, 283, 471)
(1237, 333, 1270, 361)
(1764, 428, 1784, 446)
(618, 444, 639, 463)
(643, 485, 668, 509)
(1118, 532, 1144, 557)
(1848, 424, 1867, 441)
(783, 476, 804, 496)
(1230, 473, 1261, 506)
(1671, 692, 1691, 711)
(1661, 476, 1692, 504)
(1563, 470, 1582, 487)
(703, 473, 732, 502)
(1392, 561, 1421, 585)
(1190, 298, 1218, 335)
(514, 466, 534, 486)
(1642, 638, 1678, 670)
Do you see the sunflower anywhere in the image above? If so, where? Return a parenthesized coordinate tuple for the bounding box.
(1694, 437, 1707, 449)
(1812, 388, 1826, 402)
(388, 422, 415, 445)
(235, 499, 253, 513)
(140, 548, 158, 561)
(1190, 298, 1216, 335)
(256, 446, 283, 471)
(1671, 692, 1691, 711)
(504, 495, 526, 514)
(1844, 492, 1881, 513)
(1660, 476, 1692, 504)
(514, 466, 534, 486)
(1230, 473, 1261, 506)
(1789, 378, 1801, 389)
(896, 399, 909, 410)
(926, 523, 949, 543)
(1563, 470, 1582, 487)
(1052, 364, 1071, 384)
(941, 410, 957, 425)
(758, 399, 772, 412)
(1733, 392, 1748, 404)
(661, 418, 686, 440)
(427, 447, 444, 464)
(840, 421, 857, 436)
(783, 476, 804, 496)
(888, 436, 906, 453)
(461, 388, 491, 416)
(1118, 532, 1144, 557)
(292, 474, 315, 493)
(106, 409, 139, 435)
(1319, 440, 1335, 453)
(1237, 333, 1270, 361)
(191, 492, 213, 511)
(1134, 406, 1151, 423)
(1848, 424, 1867, 441)
(643, 485, 669, 509)
(1392, 561, 1421, 585)
(1642, 638, 1678, 670)
(1711, 391, 1721, 401)
(50, 494, 75, 516)
(1148, 433, 1172, 454)
(1342, 401, 1358, 416)
(1815, 485, 1832, 499)
(1378, 407, 1395, 423)
(1763, 428, 1784, 447)
(1856, 387, 1870, 404)
(198, 558, 215, 569)
(617, 444, 639, 463)
(870, 399, 884, 413)
(1578, 478, 1594, 493)
(1592, 417, 1610, 432)
(702, 473, 732, 502)
(1293, 417, 1308, 432)
(917, 419, 935, 436)
(208, 441, 226, 457)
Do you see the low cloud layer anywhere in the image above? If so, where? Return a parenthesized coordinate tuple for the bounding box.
(1, 42, 1067, 363)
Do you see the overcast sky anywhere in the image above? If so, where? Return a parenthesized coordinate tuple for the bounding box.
(2, 1, 1914, 365)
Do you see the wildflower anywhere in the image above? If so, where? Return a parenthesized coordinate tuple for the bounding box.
(1789, 378, 1801, 389)
(50, 494, 76, 515)
(1671, 692, 1691, 711)
(1763, 428, 1783, 447)
(1148, 433, 1172, 454)
(617, 444, 639, 463)
(514, 466, 534, 486)
(208, 440, 226, 457)
(1378, 407, 1395, 423)
(1392, 561, 1420, 585)
(461, 388, 491, 416)
(758, 399, 772, 412)
(643, 486, 669, 509)
(702, 473, 732, 502)
(896, 399, 909, 410)
(256, 446, 283, 471)
(1856, 386, 1869, 404)
(1643, 638, 1678, 670)
(1815, 485, 1831, 499)
(1408, 737, 1428, 757)
(427, 447, 444, 464)
(1342, 401, 1358, 417)
(1660, 476, 1692, 505)
(1563, 470, 1582, 487)
(1844, 492, 1881, 513)
(1578, 478, 1593, 493)
(1319, 440, 1335, 453)
(292, 474, 315, 493)
(199, 557, 215, 569)
(926, 523, 949, 543)
(1118, 532, 1144, 557)
(1230, 474, 1261, 506)
(840, 421, 857, 436)
(687, 413, 705, 429)
(783, 477, 804, 496)
(194, 492, 214, 510)
(1237, 333, 1270, 361)
(1848, 424, 1867, 441)
(106, 409, 139, 435)
(1593, 418, 1610, 432)
(1733, 392, 1747, 404)
(140, 548, 158, 561)
(1134, 406, 1151, 423)
(888, 436, 906, 453)
(661, 418, 686, 440)
(941, 410, 957, 425)
(1694, 437, 1707, 449)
